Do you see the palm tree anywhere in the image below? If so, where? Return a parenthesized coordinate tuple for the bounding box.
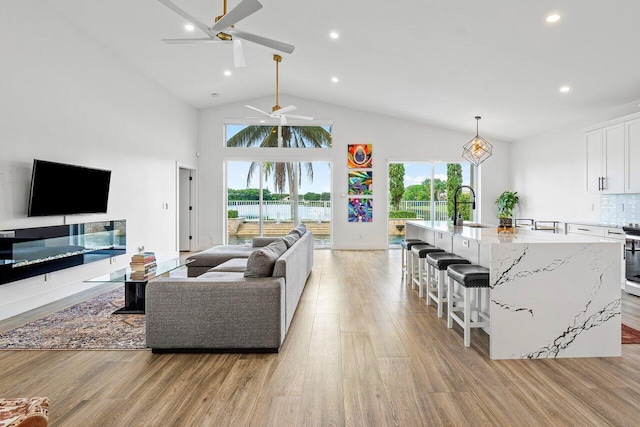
(227, 125, 332, 222)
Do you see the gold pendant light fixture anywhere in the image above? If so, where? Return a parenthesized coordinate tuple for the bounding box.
(462, 116, 493, 166)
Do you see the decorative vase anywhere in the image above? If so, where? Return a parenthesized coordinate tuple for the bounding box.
(499, 217, 513, 227)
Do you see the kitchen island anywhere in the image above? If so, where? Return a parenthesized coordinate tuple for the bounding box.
(406, 221, 623, 360)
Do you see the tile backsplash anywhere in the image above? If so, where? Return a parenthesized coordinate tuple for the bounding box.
(601, 194, 640, 225)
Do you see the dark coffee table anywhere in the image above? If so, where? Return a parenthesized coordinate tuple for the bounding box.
(86, 258, 193, 314)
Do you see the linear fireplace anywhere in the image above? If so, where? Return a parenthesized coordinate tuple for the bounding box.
(0, 220, 126, 285)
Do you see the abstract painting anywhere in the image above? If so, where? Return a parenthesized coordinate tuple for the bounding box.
(348, 171, 373, 195)
(348, 198, 373, 222)
(348, 144, 373, 169)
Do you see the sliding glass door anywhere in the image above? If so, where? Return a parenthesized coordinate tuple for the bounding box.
(226, 160, 332, 248)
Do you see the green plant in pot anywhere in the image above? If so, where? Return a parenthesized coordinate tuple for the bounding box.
(495, 191, 519, 227)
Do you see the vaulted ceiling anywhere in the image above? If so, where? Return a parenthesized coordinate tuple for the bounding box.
(40, 0, 640, 142)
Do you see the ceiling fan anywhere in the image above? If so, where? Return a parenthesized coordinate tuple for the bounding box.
(245, 54, 313, 125)
(158, 0, 295, 68)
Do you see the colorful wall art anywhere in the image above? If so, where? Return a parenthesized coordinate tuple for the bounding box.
(347, 144, 373, 169)
(348, 198, 373, 222)
(348, 170, 373, 195)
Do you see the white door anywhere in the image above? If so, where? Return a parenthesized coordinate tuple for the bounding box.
(179, 168, 192, 251)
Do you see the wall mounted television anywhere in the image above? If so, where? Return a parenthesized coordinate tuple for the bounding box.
(28, 159, 111, 217)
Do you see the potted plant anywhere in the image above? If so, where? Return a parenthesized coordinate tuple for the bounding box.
(495, 191, 519, 227)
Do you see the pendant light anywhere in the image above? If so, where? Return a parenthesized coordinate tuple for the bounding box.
(462, 116, 493, 166)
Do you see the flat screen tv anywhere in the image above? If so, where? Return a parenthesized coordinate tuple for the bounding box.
(27, 159, 111, 217)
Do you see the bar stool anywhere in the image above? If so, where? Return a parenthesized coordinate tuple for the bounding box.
(410, 244, 444, 297)
(401, 239, 427, 285)
(425, 252, 470, 318)
(446, 264, 490, 347)
(400, 239, 424, 283)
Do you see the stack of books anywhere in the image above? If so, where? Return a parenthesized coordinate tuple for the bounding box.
(129, 252, 156, 280)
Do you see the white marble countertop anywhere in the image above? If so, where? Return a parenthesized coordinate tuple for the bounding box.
(406, 220, 619, 244)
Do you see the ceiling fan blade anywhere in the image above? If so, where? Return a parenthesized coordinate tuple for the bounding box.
(280, 115, 288, 126)
(273, 105, 296, 114)
(228, 28, 295, 54)
(245, 105, 272, 116)
(283, 114, 314, 121)
(157, 0, 215, 37)
(211, 0, 263, 32)
(233, 39, 246, 68)
(161, 37, 225, 44)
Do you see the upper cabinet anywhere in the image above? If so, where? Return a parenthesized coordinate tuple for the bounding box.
(626, 117, 640, 193)
(585, 112, 640, 194)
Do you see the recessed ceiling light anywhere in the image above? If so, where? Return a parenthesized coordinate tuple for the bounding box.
(559, 86, 571, 93)
(329, 31, 339, 40)
(546, 13, 561, 23)
(224, 70, 232, 77)
(185, 24, 195, 31)
(331, 76, 339, 83)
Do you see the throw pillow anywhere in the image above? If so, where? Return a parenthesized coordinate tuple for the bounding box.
(244, 239, 287, 277)
(282, 234, 299, 249)
(295, 224, 307, 235)
(288, 229, 302, 238)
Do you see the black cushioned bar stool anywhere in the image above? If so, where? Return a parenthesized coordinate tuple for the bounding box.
(425, 252, 470, 318)
(446, 264, 490, 347)
(410, 245, 444, 297)
(402, 240, 428, 285)
(400, 239, 424, 283)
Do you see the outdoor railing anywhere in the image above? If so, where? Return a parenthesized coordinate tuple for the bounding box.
(398, 201, 449, 221)
(228, 200, 331, 222)
(227, 200, 449, 222)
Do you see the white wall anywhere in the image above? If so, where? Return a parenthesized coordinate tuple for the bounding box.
(197, 95, 509, 250)
(510, 100, 640, 223)
(0, 2, 197, 320)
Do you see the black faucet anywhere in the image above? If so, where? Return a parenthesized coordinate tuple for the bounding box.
(453, 185, 476, 226)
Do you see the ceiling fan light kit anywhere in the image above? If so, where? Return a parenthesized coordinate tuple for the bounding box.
(462, 116, 493, 166)
(158, 0, 295, 68)
(245, 54, 314, 126)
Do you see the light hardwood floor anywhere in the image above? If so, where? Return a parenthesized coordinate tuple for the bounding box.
(2, 250, 640, 426)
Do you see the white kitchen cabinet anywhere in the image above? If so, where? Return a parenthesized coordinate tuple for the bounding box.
(565, 223, 625, 241)
(586, 124, 625, 194)
(586, 130, 603, 194)
(586, 112, 640, 194)
(626, 117, 640, 193)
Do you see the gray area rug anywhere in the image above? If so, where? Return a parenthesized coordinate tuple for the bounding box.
(0, 287, 146, 350)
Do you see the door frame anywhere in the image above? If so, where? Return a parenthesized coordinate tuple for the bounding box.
(176, 162, 197, 252)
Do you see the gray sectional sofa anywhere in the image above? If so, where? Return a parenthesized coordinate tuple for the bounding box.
(145, 226, 313, 353)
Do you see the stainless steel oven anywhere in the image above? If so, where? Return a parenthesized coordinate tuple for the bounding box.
(623, 225, 640, 296)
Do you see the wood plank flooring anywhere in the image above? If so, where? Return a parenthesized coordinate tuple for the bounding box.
(1, 249, 640, 426)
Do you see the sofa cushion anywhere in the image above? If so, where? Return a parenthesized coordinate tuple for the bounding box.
(244, 240, 287, 277)
(198, 271, 246, 280)
(282, 234, 299, 249)
(209, 258, 249, 273)
(187, 245, 254, 268)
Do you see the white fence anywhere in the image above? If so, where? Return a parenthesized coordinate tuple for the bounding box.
(228, 200, 331, 221)
(398, 201, 449, 221)
(227, 200, 449, 221)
